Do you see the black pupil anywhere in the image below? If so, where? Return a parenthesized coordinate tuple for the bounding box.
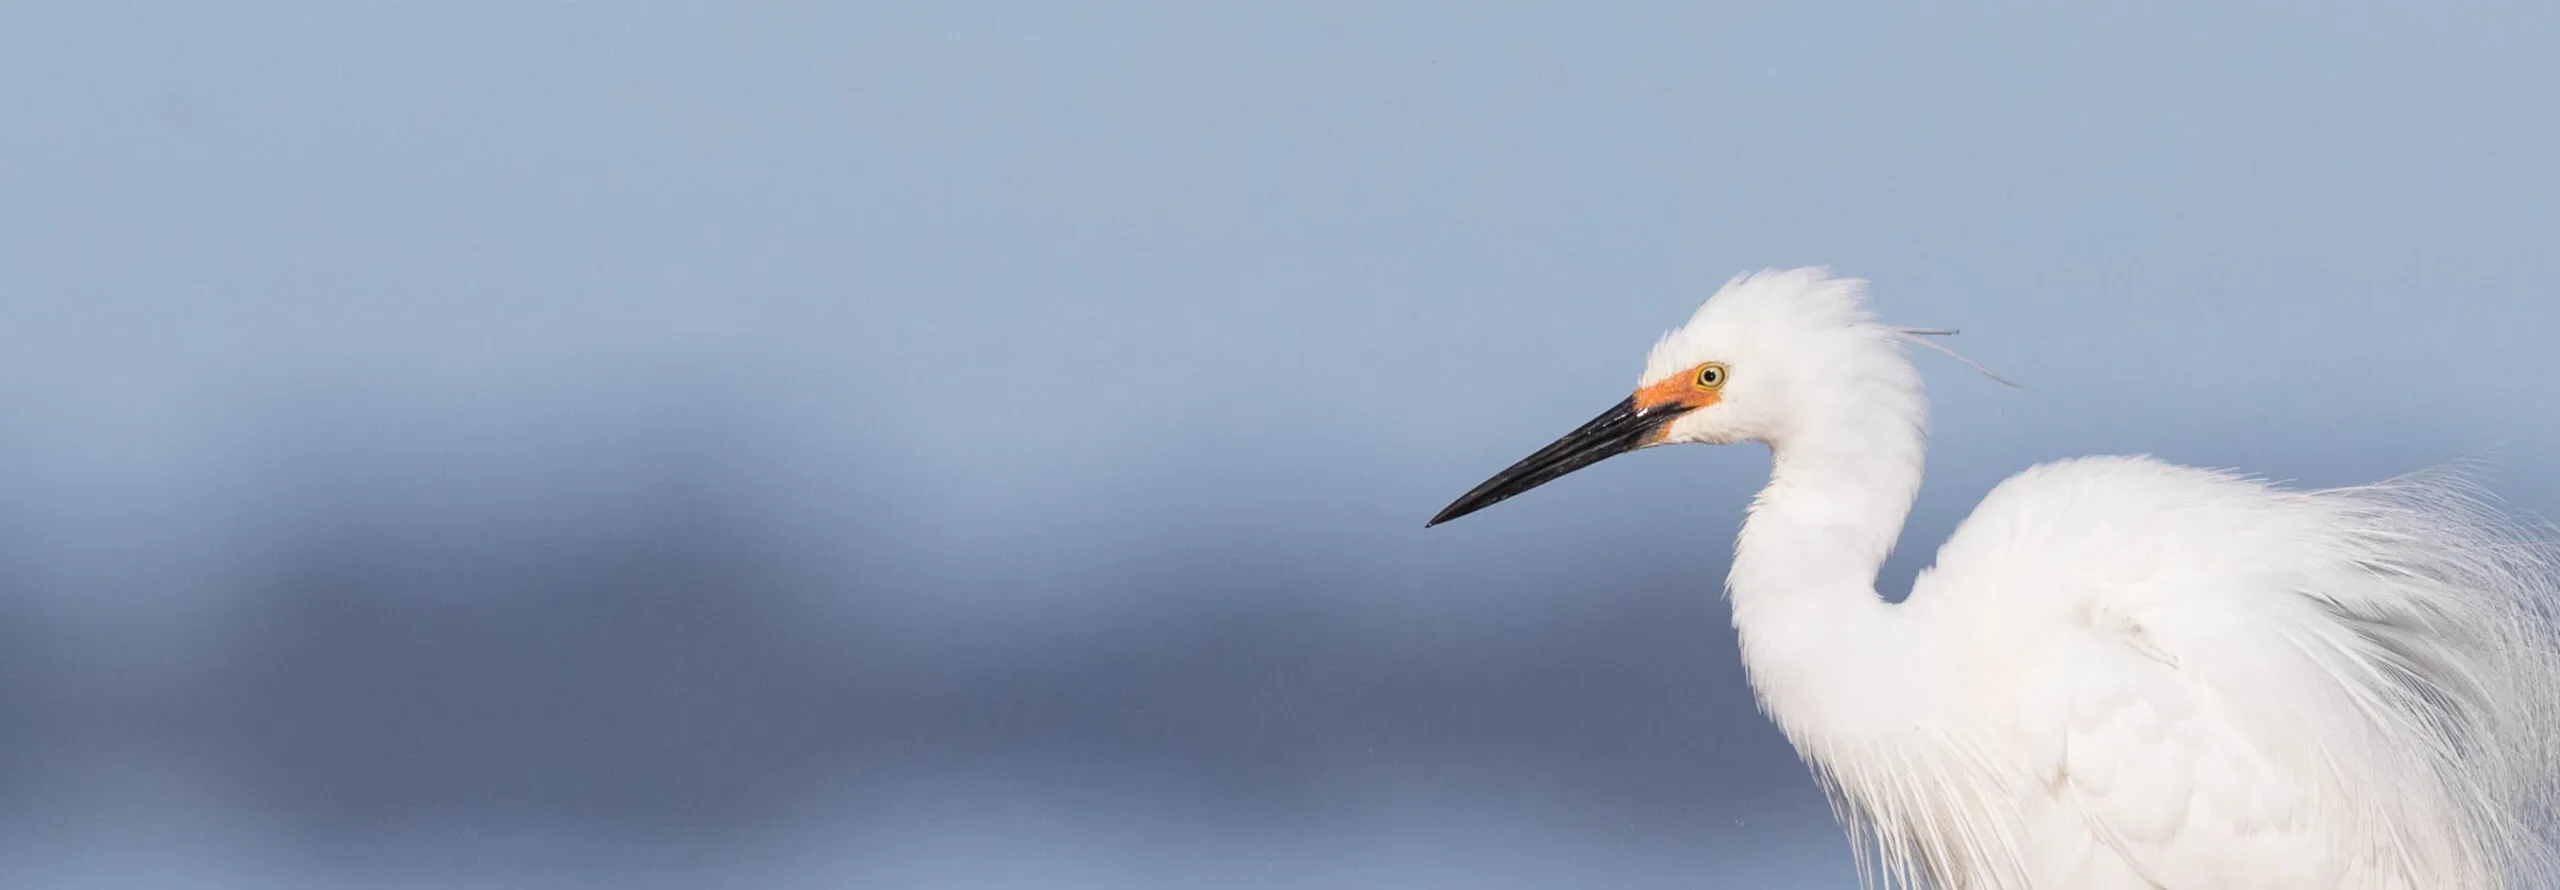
(1700, 368, 1720, 384)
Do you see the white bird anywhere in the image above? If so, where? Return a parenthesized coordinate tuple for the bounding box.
(1428, 268, 2560, 889)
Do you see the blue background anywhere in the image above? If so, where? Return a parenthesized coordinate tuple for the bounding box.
(4, 3, 2556, 886)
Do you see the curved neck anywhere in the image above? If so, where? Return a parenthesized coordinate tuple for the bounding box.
(1727, 405, 1931, 748)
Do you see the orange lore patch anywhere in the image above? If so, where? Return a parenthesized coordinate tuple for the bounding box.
(1630, 363, 1721, 447)
(1632, 363, 1723, 413)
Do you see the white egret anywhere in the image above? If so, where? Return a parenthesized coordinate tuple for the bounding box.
(1429, 268, 2560, 889)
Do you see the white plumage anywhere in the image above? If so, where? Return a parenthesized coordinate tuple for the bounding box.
(1430, 268, 2560, 889)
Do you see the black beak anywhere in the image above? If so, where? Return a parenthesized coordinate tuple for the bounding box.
(1426, 396, 1694, 527)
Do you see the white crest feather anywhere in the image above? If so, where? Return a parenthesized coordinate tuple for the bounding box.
(1893, 326, 2025, 389)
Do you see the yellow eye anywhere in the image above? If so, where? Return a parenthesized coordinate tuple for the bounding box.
(1694, 362, 1728, 390)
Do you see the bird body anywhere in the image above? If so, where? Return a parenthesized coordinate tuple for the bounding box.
(1789, 456, 2560, 889)
(1430, 268, 2560, 888)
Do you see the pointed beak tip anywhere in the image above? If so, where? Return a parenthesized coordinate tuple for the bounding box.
(1424, 396, 1690, 531)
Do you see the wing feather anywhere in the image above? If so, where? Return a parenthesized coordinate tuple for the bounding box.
(1897, 455, 2560, 889)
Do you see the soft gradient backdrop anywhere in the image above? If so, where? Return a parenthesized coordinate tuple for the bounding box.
(4, 3, 2556, 887)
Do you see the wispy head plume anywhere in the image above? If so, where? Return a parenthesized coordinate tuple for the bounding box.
(1892, 327, 2022, 390)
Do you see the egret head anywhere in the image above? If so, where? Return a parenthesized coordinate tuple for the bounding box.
(1427, 267, 1931, 526)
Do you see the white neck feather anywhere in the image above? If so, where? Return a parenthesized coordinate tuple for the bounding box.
(1727, 393, 1937, 752)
